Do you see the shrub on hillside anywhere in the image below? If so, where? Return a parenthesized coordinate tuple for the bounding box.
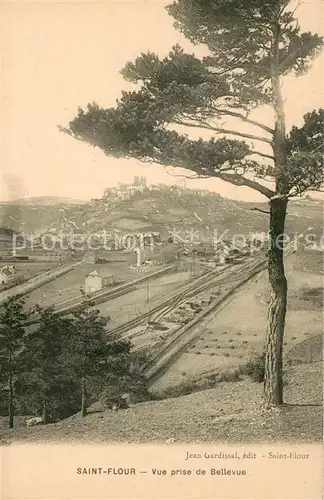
(153, 379, 199, 399)
(152, 368, 244, 401)
(99, 350, 152, 408)
(100, 376, 150, 409)
(215, 368, 243, 383)
(243, 352, 265, 382)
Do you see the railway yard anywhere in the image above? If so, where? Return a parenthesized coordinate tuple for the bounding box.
(0, 233, 322, 448)
(3, 247, 269, 383)
(113, 254, 268, 382)
(0, 244, 322, 446)
(21, 251, 269, 383)
(2, 243, 321, 395)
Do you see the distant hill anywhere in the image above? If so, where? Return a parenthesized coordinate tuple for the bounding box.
(0, 190, 322, 238)
(1, 196, 87, 206)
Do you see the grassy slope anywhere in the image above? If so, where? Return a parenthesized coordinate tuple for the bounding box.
(0, 362, 321, 444)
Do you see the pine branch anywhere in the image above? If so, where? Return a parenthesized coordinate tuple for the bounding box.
(165, 169, 207, 180)
(216, 173, 275, 198)
(249, 151, 275, 161)
(173, 119, 273, 144)
(251, 207, 271, 215)
(59, 127, 100, 149)
(211, 108, 274, 134)
(151, 153, 275, 198)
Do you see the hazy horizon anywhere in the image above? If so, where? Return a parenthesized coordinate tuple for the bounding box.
(2, 0, 324, 204)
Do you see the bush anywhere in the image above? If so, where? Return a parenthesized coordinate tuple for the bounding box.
(154, 379, 198, 399)
(152, 366, 245, 401)
(216, 368, 243, 383)
(244, 352, 265, 382)
(100, 371, 151, 408)
(99, 349, 152, 408)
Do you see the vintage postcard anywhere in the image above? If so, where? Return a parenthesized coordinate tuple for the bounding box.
(1, 0, 323, 498)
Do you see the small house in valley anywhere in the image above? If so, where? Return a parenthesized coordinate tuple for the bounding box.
(83, 252, 97, 264)
(0, 265, 15, 285)
(84, 269, 116, 294)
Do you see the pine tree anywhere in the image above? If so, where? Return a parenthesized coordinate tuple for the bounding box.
(0, 295, 27, 428)
(61, 0, 323, 407)
(64, 300, 130, 417)
(23, 307, 74, 424)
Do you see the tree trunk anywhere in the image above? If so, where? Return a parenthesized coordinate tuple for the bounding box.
(81, 378, 87, 417)
(8, 366, 14, 429)
(264, 21, 290, 408)
(263, 196, 288, 408)
(42, 399, 49, 425)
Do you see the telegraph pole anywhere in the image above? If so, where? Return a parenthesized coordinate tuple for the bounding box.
(147, 278, 150, 315)
(190, 250, 195, 279)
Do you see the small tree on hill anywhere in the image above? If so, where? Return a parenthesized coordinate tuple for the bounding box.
(100, 347, 152, 408)
(0, 295, 27, 428)
(61, 0, 324, 408)
(63, 300, 131, 417)
(23, 307, 75, 424)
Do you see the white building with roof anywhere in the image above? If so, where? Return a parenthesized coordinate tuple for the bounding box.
(84, 269, 116, 294)
(0, 265, 15, 284)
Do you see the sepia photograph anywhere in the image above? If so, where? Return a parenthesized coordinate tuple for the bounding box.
(1, 0, 323, 497)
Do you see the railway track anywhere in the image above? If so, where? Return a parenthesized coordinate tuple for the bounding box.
(144, 244, 293, 384)
(107, 265, 231, 337)
(128, 244, 296, 382)
(56, 264, 177, 313)
(0, 260, 83, 307)
(24, 264, 177, 325)
(150, 255, 266, 324)
(109, 254, 267, 339)
(144, 257, 268, 383)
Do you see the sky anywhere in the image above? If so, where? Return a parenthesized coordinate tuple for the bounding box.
(1, 0, 324, 203)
